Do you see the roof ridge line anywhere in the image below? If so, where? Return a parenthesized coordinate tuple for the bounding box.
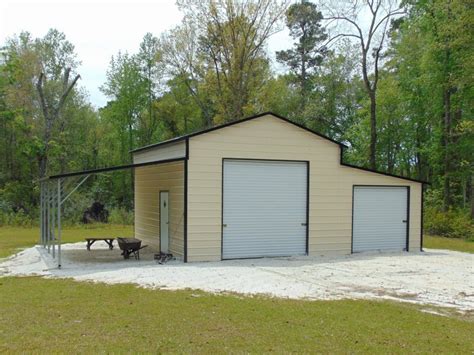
(130, 111, 347, 154)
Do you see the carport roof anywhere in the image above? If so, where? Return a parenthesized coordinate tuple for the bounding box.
(43, 157, 186, 180)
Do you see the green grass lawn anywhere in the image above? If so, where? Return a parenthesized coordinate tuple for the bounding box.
(1, 227, 473, 352)
(0, 224, 133, 258)
(0, 277, 472, 353)
(424, 235, 474, 253)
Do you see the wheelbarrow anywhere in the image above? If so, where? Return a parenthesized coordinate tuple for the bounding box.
(117, 237, 147, 260)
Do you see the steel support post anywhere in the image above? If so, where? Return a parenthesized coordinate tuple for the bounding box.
(51, 181, 56, 259)
(42, 183, 46, 247)
(47, 183, 51, 253)
(57, 179, 62, 268)
(39, 183, 43, 245)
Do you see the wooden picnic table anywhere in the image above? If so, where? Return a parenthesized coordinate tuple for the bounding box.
(85, 237, 115, 250)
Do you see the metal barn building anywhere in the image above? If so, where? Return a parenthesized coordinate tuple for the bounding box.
(131, 112, 425, 262)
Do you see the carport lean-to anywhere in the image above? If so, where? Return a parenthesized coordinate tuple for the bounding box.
(38, 158, 186, 268)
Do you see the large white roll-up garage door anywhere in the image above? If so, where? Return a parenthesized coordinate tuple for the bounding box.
(352, 186, 408, 252)
(222, 159, 307, 259)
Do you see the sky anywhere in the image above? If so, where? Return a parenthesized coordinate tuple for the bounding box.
(0, 0, 292, 108)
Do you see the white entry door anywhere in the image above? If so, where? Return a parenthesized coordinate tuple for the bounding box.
(160, 191, 169, 253)
(352, 186, 408, 252)
(222, 159, 307, 259)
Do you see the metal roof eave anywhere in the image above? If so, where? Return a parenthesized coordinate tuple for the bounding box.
(45, 157, 186, 180)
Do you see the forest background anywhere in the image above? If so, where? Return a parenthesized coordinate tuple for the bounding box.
(0, 0, 472, 240)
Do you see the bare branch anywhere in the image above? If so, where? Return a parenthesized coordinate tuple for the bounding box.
(320, 0, 406, 169)
(322, 33, 361, 49)
(55, 73, 80, 116)
(372, 9, 405, 34)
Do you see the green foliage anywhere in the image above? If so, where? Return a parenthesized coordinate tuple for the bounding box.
(306, 49, 363, 139)
(0, 180, 38, 227)
(0, 181, 35, 213)
(108, 208, 134, 225)
(0, 1, 472, 228)
(0, 210, 35, 228)
(165, 0, 287, 122)
(424, 207, 474, 241)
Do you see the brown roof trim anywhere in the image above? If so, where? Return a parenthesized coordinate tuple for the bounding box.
(130, 112, 348, 154)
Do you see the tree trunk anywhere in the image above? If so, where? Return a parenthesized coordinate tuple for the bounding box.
(369, 90, 377, 170)
(38, 155, 47, 179)
(36, 69, 80, 179)
(415, 125, 423, 181)
(442, 88, 452, 211)
(300, 27, 307, 116)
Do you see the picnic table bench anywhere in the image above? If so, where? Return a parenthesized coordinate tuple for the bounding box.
(85, 237, 115, 250)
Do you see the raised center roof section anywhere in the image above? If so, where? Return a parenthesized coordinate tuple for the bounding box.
(130, 112, 347, 155)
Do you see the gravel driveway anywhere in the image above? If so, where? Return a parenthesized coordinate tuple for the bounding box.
(1, 242, 473, 311)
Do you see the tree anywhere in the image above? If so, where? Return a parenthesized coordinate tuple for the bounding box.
(155, 75, 204, 137)
(3, 30, 81, 179)
(416, 0, 474, 211)
(35, 29, 80, 80)
(323, 0, 405, 169)
(137, 33, 163, 145)
(101, 52, 147, 155)
(276, 0, 327, 113)
(36, 68, 80, 178)
(388, 0, 474, 211)
(0, 30, 105, 216)
(171, 0, 288, 122)
(308, 48, 363, 139)
(161, 20, 215, 126)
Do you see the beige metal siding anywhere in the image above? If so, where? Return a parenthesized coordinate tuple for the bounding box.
(133, 141, 186, 164)
(187, 114, 422, 262)
(134, 162, 184, 257)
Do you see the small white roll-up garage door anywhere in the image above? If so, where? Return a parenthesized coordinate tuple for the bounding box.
(352, 186, 408, 252)
(222, 159, 307, 259)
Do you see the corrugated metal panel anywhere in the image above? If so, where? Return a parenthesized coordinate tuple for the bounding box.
(353, 186, 408, 252)
(134, 162, 184, 256)
(186, 114, 422, 262)
(222, 160, 307, 259)
(133, 141, 186, 164)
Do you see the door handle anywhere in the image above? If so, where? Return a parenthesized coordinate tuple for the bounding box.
(223, 224, 227, 227)
(402, 220, 407, 223)
(301, 223, 307, 226)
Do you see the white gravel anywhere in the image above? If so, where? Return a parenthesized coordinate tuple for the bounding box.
(1, 241, 473, 311)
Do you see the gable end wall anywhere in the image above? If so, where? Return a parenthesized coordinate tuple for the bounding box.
(186, 114, 421, 262)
